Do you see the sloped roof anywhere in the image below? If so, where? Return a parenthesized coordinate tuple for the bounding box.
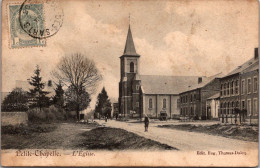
(123, 25, 139, 56)
(140, 75, 206, 95)
(241, 60, 259, 74)
(224, 57, 259, 77)
(182, 73, 223, 92)
(207, 93, 220, 100)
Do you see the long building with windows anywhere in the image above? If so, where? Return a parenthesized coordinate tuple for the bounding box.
(179, 74, 222, 120)
(219, 48, 259, 122)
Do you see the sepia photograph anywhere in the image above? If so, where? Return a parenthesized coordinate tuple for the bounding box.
(1, 0, 259, 166)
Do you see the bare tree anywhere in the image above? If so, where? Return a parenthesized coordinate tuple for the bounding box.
(53, 53, 102, 120)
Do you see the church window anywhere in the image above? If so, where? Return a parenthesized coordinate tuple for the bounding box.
(149, 98, 152, 109)
(163, 98, 166, 109)
(130, 62, 134, 72)
(136, 85, 139, 90)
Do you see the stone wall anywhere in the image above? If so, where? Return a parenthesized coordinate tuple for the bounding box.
(1, 112, 28, 126)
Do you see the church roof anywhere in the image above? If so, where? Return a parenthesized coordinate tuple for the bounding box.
(122, 25, 139, 56)
(139, 75, 208, 95)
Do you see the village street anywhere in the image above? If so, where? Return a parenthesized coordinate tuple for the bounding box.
(95, 120, 258, 151)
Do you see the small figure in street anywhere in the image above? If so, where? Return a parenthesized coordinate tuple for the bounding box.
(144, 115, 149, 132)
(105, 115, 108, 122)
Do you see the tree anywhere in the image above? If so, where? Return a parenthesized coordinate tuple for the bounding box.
(95, 87, 112, 118)
(28, 65, 50, 109)
(53, 53, 102, 120)
(1, 88, 29, 112)
(65, 85, 91, 118)
(53, 81, 65, 108)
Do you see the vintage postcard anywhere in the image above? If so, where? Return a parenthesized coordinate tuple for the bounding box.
(1, 0, 259, 167)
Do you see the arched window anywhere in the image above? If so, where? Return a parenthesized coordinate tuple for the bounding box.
(163, 98, 166, 109)
(220, 103, 223, 114)
(130, 62, 134, 72)
(149, 98, 152, 109)
(224, 102, 226, 114)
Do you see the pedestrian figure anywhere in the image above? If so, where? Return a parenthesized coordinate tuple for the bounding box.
(144, 115, 149, 132)
(105, 115, 107, 122)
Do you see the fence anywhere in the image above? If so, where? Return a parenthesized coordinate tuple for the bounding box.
(1, 112, 28, 126)
(219, 114, 258, 125)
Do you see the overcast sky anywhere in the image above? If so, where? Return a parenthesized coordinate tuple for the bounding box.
(2, 0, 258, 109)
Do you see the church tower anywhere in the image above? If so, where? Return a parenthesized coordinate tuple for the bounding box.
(119, 25, 141, 117)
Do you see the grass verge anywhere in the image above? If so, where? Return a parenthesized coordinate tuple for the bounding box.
(78, 127, 177, 150)
(158, 124, 258, 142)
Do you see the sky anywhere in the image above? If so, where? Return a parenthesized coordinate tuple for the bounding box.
(2, 0, 259, 109)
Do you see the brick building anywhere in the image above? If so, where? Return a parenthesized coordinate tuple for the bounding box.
(219, 48, 259, 123)
(179, 75, 221, 119)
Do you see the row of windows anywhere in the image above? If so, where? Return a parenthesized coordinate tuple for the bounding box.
(180, 94, 197, 103)
(148, 98, 167, 109)
(220, 98, 258, 116)
(180, 107, 195, 116)
(241, 77, 258, 95)
(221, 76, 258, 97)
(220, 80, 239, 96)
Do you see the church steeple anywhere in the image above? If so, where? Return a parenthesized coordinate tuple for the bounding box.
(123, 25, 139, 56)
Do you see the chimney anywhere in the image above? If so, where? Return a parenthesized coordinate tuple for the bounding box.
(48, 80, 52, 87)
(254, 48, 258, 60)
(198, 77, 202, 84)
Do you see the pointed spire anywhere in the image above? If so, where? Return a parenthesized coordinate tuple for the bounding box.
(123, 24, 139, 56)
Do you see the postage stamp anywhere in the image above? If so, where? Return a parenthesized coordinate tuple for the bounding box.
(8, 4, 46, 48)
(19, 0, 64, 39)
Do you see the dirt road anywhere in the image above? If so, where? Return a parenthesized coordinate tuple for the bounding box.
(96, 120, 258, 151)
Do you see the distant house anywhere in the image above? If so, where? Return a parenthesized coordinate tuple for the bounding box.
(219, 48, 259, 123)
(179, 74, 222, 120)
(15, 79, 56, 97)
(112, 103, 119, 117)
(206, 93, 220, 119)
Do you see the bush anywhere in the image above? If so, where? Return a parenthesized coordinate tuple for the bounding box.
(28, 105, 66, 123)
(1, 88, 29, 112)
(2, 124, 57, 135)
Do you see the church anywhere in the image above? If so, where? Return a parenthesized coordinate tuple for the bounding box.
(118, 25, 208, 119)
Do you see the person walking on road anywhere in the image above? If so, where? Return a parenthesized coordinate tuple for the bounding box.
(144, 115, 149, 132)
